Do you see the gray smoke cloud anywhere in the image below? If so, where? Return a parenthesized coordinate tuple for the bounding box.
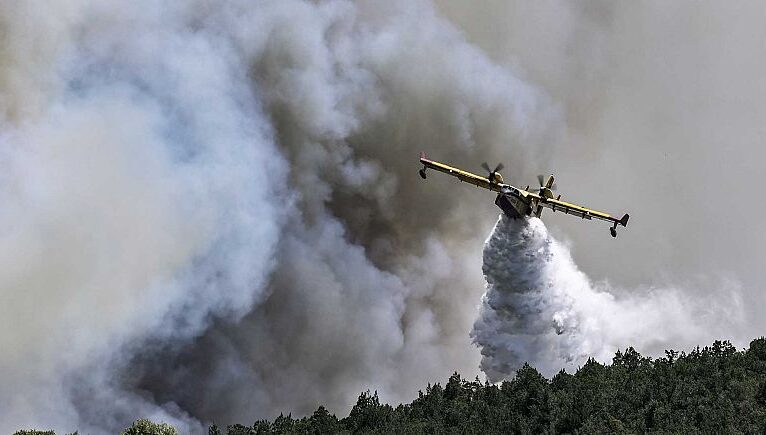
(0, 0, 760, 433)
(472, 216, 745, 382)
(0, 0, 559, 433)
(0, 2, 289, 432)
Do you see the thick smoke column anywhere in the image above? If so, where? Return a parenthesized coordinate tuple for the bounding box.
(473, 216, 745, 381)
(0, 1, 560, 433)
(0, 2, 289, 432)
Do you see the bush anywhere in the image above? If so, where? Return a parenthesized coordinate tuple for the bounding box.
(122, 419, 178, 435)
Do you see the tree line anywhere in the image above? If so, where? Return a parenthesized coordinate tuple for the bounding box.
(16, 338, 766, 434)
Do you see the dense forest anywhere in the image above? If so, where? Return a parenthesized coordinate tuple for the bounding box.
(16, 338, 766, 434)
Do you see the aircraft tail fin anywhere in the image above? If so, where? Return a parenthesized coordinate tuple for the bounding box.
(620, 213, 630, 227)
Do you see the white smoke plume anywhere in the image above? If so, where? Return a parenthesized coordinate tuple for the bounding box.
(0, 0, 557, 433)
(472, 216, 745, 381)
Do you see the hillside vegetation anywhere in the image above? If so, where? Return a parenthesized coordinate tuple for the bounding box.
(17, 338, 766, 434)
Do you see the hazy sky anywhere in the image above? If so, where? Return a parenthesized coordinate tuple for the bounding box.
(437, 1, 766, 304)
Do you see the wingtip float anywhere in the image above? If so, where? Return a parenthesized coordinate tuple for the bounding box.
(418, 152, 630, 238)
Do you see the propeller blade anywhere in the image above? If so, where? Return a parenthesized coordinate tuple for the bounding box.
(481, 162, 491, 173)
(494, 162, 504, 173)
(537, 174, 545, 186)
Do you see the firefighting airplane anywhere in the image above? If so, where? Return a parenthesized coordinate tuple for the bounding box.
(418, 152, 629, 237)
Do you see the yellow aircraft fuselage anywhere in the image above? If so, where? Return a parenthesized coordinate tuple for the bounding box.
(418, 152, 629, 237)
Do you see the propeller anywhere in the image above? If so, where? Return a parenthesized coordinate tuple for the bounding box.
(482, 162, 505, 183)
(534, 174, 557, 217)
(536, 174, 557, 191)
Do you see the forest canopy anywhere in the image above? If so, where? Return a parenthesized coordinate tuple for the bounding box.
(16, 338, 766, 434)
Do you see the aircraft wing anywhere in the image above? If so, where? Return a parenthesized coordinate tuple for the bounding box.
(418, 151, 629, 237)
(419, 152, 503, 193)
(539, 196, 629, 227)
